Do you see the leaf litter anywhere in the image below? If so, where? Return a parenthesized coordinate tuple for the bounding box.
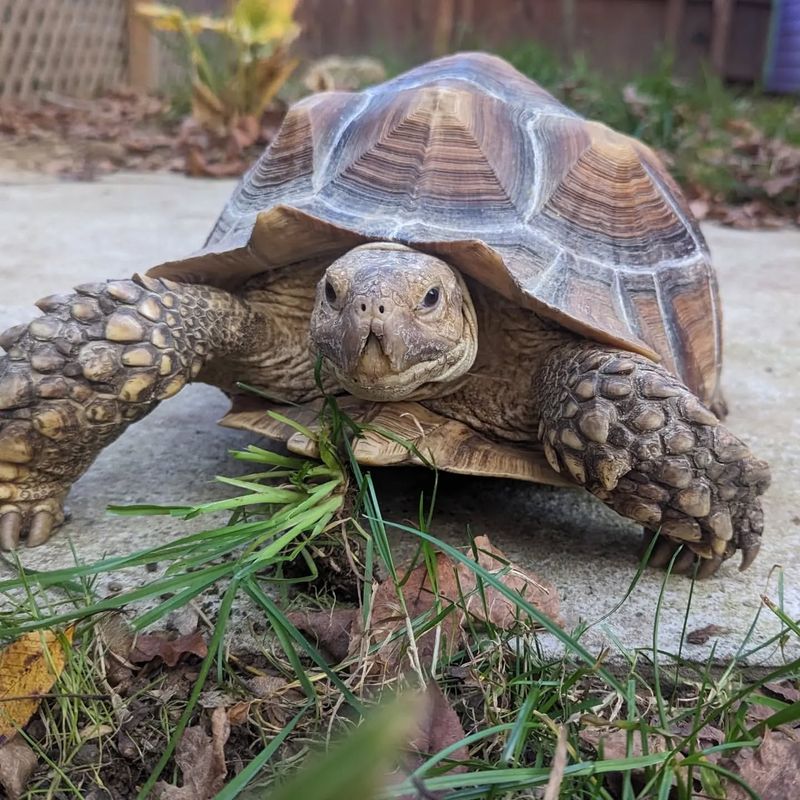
(0, 627, 74, 798)
(290, 534, 560, 676)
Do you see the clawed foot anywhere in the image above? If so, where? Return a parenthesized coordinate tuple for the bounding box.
(0, 495, 67, 550)
(640, 527, 760, 579)
(641, 534, 723, 578)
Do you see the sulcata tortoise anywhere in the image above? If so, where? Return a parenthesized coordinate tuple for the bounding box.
(0, 53, 770, 576)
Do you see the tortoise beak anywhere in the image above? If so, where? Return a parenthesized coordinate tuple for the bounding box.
(358, 332, 393, 381)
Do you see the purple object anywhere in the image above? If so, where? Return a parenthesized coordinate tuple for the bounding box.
(765, 0, 800, 92)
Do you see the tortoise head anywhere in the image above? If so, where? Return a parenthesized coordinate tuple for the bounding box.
(310, 243, 478, 401)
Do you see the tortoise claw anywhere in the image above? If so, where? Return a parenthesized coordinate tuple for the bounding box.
(698, 554, 725, 579)
(27, 510, 55, 547)
(645, 537, 675, 569)
(643, 535, 725, 579)
(739, 544, 760, 572)
(671, 546, 697, 575)
(0, 511, 21, 550)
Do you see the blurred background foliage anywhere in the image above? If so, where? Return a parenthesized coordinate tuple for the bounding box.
(0, 0, 797, 225)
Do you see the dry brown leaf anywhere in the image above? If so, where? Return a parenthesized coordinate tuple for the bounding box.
(351, 536, 560, 675)
(388, 682, 467, 800)
(457, 536, 561, 628)
(721, 728, 800, 799)
(129, 630, 207, 668)
(153, 707, 230, 800)
(671, 721, 725, 749)
(229, 114, 262, 151)
(579, 726, 668, 761)
(685, 624, 729, 645)
(184, 148, 247, 178)
(763, 174, 797, 198)
(0, 627, 74, 743)
(226, 701, 251, 726)
(287, 608, 357, 663)
(763, 680, 800, 704)
(406, 682, 467, 771)
(247, 674, 291, 699)
(0, 736, 38, 799)
(354, 551, 463, 673)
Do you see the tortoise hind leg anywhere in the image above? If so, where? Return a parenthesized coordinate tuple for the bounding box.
(0, 275, 269, 549)
(535, 343, 771, 577)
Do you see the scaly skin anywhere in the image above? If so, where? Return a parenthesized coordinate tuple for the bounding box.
(0, 275, 267, 548)
(536, 343, 771, 577)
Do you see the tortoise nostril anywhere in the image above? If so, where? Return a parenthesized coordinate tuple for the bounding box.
(378, 304, 385, 314)
(360, 303, 367, 312)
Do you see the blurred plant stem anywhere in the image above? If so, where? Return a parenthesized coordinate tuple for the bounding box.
(136, 0, 300, 138)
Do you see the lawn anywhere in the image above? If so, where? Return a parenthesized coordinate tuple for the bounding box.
(0, 395, 797, 799)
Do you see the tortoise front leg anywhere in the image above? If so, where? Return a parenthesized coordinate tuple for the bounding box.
(0, 275, 268, 549)
(536, 344, 771, 577)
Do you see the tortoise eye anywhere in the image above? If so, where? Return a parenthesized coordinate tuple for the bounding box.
(325, 280, 337, 304)
(422, 287, 440, 309)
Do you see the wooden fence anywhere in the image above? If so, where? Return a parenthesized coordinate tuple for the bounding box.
(0, 0, 778, 103)
(0, 0, 129, 102)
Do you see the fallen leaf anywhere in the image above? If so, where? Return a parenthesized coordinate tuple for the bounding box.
(287, 608, 357, 663)
(198, 689, 238, 709)
(184, 148, 246, 178)
(686, 624, 729, 645)
(0, 736, 38, 799)
(129, 630, 207, 668)
(388, 682, 468, 799)
(299, 537, 561, 676)
(579, 726, 668, 761)
(247, 674, 291, 699)
(721, 728, 800, 799)
(763, 681, 800, 704)
(354, 551, 463, 673)
(0, 628, 74, 743)
(226, 701, 251, 726)
(763, 174, 797, 197)
(671, 721, 725, 749)
(229, 114, 261, 150)
(457, 536, 561, 628)
(153, 706, 230, 800)
(406, 682, 467, 772)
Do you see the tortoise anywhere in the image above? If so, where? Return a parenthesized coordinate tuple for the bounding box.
(0, 52, 770, 576)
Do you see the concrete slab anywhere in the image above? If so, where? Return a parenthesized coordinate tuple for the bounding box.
(0, 171, 798, 663)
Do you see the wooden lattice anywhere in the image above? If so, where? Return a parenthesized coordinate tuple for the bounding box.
(0, 0, 129, 102)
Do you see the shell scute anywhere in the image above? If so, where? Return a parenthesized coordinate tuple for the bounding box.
(149, 51, 720, 403)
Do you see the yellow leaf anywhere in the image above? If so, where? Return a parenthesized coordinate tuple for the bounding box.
(232, 0, 300, 45)
(137, 3, 228, 35)
(0, 628, 74, 742)
(135, 3, 187, 32)
(185, 15, 229, 35)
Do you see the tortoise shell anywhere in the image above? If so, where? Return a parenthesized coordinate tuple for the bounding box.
(150, 52, 721, 405)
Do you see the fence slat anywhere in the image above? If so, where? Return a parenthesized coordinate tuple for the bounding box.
(0, 0, 128, 102)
